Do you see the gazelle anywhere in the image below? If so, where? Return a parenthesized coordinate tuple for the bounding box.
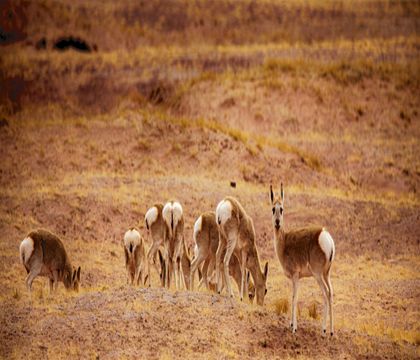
(215, 197, 269, 306)
(270, 184, 335, 336)
(190, 211, 255, 301)
(145, 203, 165, 286)
(123, 228, 148, 286)
(162, 201, 185, 289)
(157, 242, 194, 290)
(19, 229, 81, 295)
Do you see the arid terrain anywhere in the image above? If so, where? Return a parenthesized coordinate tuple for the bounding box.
(0, 1, 419, 359)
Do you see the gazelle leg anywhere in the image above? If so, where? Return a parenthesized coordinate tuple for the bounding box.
(314, 273, 329, 336)
(172, 258, 179, 290)
(147, 241, 161, 286)
(52, 270, 59, 291)
(215, 233, 226, 294)
(201, 258, 211, 290)
(240, 251, 247, 301)
(165, 250, 170, 288)
(25, 260, 42, 299)
(190, 250, 206, 291)
(136, 268, 142, 287)
(178, 256, 185, 290)
(49, 278, 54, 295)
(224, 233, 237, 298)
(291, 275, 299, 333)
(324, 272, 334, 336)
(166, 252, 170, 289)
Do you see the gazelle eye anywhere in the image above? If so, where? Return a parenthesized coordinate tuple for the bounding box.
(280, 207, 283, 214)
(272, 207, 275, 214)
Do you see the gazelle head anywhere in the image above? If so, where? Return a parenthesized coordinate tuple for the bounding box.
(246, 270, 256, 303)
(63, 266, 81, 291)
(255, 261, 269, 306)
(270, 183, 284, 232)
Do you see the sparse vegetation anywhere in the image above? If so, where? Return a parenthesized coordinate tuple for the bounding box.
(0, 0, 419, 359)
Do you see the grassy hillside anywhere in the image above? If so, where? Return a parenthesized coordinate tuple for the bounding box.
(0, 0, 419, 359)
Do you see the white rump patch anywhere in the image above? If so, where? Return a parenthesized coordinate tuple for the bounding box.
(20, 236, 34, 265)
(216, 199, 232, 226)
(162, 202, 172, 228)
(318, 230, 335, 262)
(162, 201, 183, 234)
(124, 229, 141, 251)
(172, 202, 183, 227)
(193, 215, 202, 244)
(145, 206, 159, 229)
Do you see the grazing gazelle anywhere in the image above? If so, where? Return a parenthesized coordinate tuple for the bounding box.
(190, 211, 255, 301)
(270, 184, 335, 336)
(215, 197, 269, 306)
(162, 201, 185, 289)
(158, 242, 194, 290)
(19, 229, 81, 295)
(145, 203, 165, 286)
(123, 228, 148, 286)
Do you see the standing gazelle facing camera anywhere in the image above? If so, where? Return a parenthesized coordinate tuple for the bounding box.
(19, 229, 81, 296)
(270, 184, 335, 336)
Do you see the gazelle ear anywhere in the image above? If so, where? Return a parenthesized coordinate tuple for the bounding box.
(77, 266, 81, 281)
(270, 184, 274, 204)
(280, 183, 284, 202)
(264, 262, 269, 278)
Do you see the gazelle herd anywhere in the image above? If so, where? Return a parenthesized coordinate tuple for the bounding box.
(19, 184, 335, 335)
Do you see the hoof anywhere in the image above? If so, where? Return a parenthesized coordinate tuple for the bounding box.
(240, 297, 243, 302)
(292, 328, 297, 334)
(330, 332, 334, 337)
(217, 291, 221, 295)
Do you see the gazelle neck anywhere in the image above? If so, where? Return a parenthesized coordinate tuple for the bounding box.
(247, 246, 264, 286)
(273, 227, 286, 259)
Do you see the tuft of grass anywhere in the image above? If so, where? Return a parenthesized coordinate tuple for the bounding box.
(12, 288, 21, 300)
(36, 287, 44, 301)
(274, 298, 289, 315)
(136, 139, 151, 151)
(308, 302, 319, 320)
(171, 142, 182, 153)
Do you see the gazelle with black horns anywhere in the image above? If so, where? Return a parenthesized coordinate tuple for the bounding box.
(270, 184, 335, 336)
